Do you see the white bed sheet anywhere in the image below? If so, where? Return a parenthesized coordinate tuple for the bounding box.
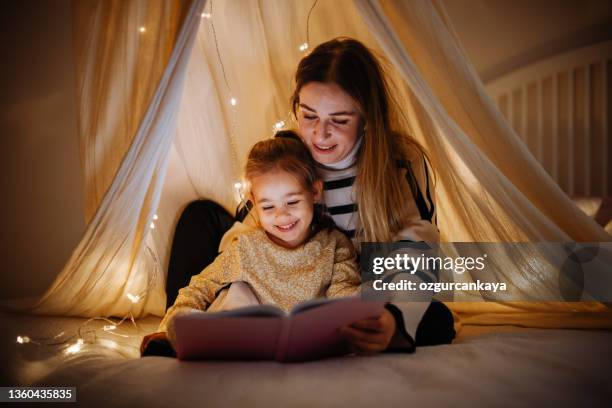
(2, 311, 611, 407)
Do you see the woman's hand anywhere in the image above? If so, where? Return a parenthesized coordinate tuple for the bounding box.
(339, 308, 396, 355)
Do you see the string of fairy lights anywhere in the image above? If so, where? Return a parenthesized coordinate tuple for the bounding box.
(15, 0, 319, 355)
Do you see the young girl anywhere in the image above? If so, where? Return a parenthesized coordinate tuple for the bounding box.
(142, 132, 361, 355)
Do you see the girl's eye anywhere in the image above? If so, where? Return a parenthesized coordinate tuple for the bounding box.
(262, 206, 274, 211)
(332, 119, 348, 125)
(287, 200, 300, 206)
(303, 114, 317, 120)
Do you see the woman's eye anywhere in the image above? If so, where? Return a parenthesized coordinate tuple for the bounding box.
(303, 114, 317, 120)
(287, 200, 300, 206)
(332, 119, 348, 125)
(262, 206, 274, 211)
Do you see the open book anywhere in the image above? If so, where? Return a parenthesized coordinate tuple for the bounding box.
(172, 297, 386, 362)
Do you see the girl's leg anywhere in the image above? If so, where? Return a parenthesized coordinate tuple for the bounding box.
(207, 281, 261, 312)
(414, 301, 455, 346)
(165, 200, 235, 309)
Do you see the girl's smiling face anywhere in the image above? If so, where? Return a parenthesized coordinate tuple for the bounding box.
(297, 82, 362, 165)
(250, 169, 322, 249)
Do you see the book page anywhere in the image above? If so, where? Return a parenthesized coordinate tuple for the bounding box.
(200, 304, 285, 318)
(282, 298, 385, 362)
(291, 297, 343, 315)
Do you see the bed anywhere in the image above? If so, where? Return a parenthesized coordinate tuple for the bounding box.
(2, 311, 611, 407)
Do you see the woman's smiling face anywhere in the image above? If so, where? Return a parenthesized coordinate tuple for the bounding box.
(297, 82, 362, 165)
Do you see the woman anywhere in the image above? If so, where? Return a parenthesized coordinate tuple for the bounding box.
(145, 37, 454, 357)
(288, 37, 454, 353)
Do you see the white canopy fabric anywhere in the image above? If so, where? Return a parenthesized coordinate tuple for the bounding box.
(15, 0, 611, 326)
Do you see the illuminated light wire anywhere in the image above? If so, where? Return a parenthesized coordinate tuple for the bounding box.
(17, 301, 147, 350)
(209, 0, 230, 92)
(65, 338, 84, 354)
(202, 0, 241, 193)
(16, 335, 30, 344)
(305, 0, 318, 48)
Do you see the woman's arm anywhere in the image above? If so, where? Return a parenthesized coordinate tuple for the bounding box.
(374, 158, 440, 350)
(340, 159, 440, 354)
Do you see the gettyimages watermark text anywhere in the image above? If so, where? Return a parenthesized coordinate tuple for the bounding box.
(359, 242, 612, 302)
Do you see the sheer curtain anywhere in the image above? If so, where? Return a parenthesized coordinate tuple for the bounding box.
(20, 0, 205, 317)
(355, 0, 611, 325)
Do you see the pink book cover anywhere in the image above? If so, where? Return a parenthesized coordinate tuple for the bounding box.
(173, 297, 386, 362)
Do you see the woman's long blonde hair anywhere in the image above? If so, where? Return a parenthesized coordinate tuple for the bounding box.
(291, 37, 431, 242)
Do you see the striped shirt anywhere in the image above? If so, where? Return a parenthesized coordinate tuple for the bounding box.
(318, 164, 359, 239)
(317, 159, 439, 244)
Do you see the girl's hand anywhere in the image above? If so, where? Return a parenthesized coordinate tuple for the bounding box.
(339, 308, 396, 355)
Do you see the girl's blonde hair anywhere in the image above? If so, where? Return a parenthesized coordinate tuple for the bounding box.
(291, 37, 431, 242)
(245, 131, 319, 190)
(244, 130, 333, 232)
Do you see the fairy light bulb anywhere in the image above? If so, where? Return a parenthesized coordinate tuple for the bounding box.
(274, 120, 285, 130)
(66, 338, 83, 354)
(139, 27, 146, 33)
(150, 222, 155, 229)
(16, 335, 30, 344)
(100, 339, 118, 350)
(230, 97, 237, 106)
(234, 182, 245, 203)
(299, 42, 309, 52)
(103, 325, 117, 332)
(152, 214, 158, 220)
(127, 293, 141, 303)
(201, 12, 211, 18)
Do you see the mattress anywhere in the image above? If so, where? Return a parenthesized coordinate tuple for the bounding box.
(1, 311, 611, 407)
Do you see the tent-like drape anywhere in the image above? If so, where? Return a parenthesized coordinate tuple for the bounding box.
(357, 0, 609, 242)
(355, 0, 611, 324)
(11, 0, 610, 326)
(74, 0, 191, 224)
(20, 0, 205, 317)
